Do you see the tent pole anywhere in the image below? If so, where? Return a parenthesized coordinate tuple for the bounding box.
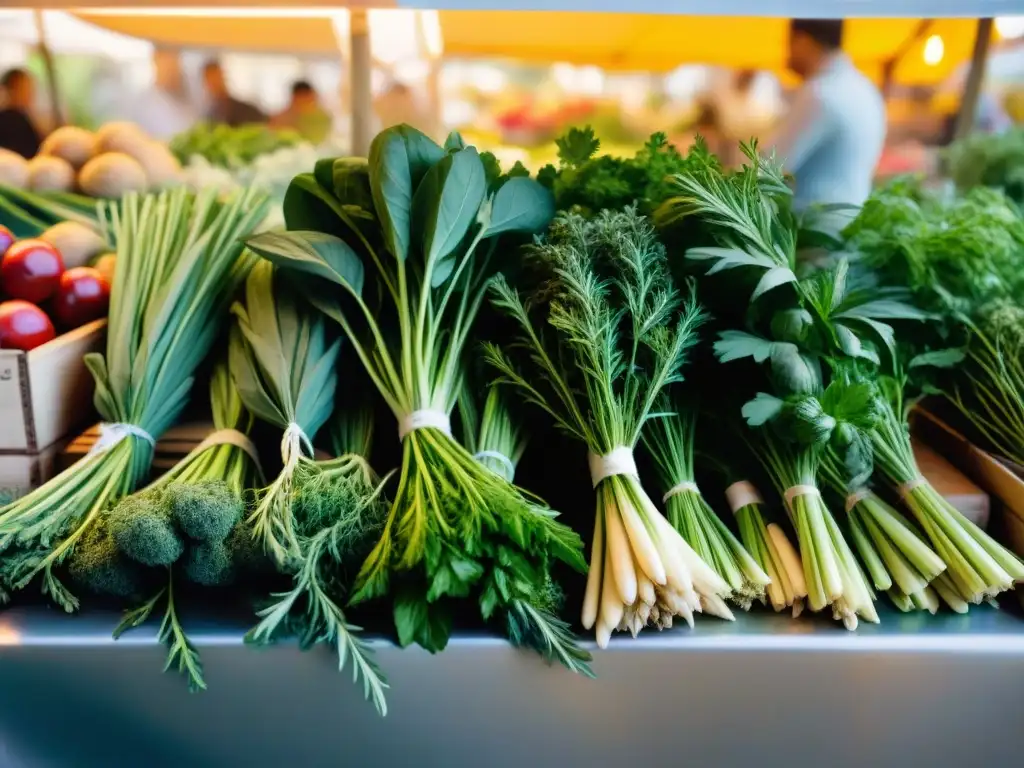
(33, 9, 64, 128)
(350, 9, 372, 156)
(953, 18, 994, 140)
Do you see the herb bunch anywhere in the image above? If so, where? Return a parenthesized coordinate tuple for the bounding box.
(247, 126, 588, 663)
(0, 186, 267, 608)
(488, 207, 731, 647)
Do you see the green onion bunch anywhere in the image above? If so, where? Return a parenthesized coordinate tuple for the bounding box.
(819, 447, 949, 614)
(644, 404, 770, 608)
(247, 126, 587, 662)
(488, 208, 732, 648)
(871, 377, 1024, 603)
(724, 479, 807, 614)
(0, 186, 267, 609)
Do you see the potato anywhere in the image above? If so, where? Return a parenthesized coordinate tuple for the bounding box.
(134, 141, 182, 189)
(78, 152, 147, 198)
(0, 148, 29, 188)
(26, 155, 75, 192)
(94, 122, 149, 161)
(40, 126, 96, 170)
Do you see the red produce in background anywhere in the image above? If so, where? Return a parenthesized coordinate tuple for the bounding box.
(1, 239, 64, 303)
(0, 225, 14, 260)
(0, 300, 56, 351)
(52, 267, 110, 329)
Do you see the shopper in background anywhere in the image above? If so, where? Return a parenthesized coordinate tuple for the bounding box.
(0, 68, 42, 159)
(270, 80, 331, 144)
(769, 19, 885, 213)
(202, 60, 266, 127)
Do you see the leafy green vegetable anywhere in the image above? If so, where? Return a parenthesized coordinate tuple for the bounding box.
(247, 125, 587, 666)
(537, 127, 711, 217)
(170, 122, 303, 168)
(944, 128, 1024, 207)
(229, 260, 341, 566)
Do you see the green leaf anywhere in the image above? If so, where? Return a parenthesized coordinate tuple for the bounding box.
(411, 147, 487, 288)
(830, 258, 849, 312)
(909, 348, 967, 369)
(769, 344, 820, 396)
(282, 173, 346, 236)
(751, 266, 797, 302)
(835, 324, 863, 358)
(834, 299, 931, 322)
(329, 157, 375, 213)
(393, 588, 452, 653)
(368, 125, 443, 262)
(482, 177, 554, 238)
(742, 392, 784, 426)
(246, 230, 365, 297)
(782, 396, 836, 445)
(686, 247, 776, 276)
(444, 131, 466, 152)
(770, 308, 813, 344)
(714, 330, 779, 363)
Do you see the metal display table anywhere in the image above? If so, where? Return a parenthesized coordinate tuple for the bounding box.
(1, 606, 1022, 767)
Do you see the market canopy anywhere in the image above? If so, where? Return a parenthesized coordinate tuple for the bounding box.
(67, 9, 989, 85)
(438, 14, 987, 84)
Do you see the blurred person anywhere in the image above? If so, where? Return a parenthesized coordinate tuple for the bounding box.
(768, 19, 885, 212)
(115, 50, 196, 140)
(271, 80, 331, 144)
(374, 81, 429, 133)
(202, 60, 266, 127)
(0, 68, 42, 159)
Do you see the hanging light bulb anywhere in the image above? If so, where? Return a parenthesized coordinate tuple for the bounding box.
(923, 35, 945, 66)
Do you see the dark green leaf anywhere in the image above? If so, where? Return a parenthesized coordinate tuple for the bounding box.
(393, 590, 452, 653)
(411, 147, 487, 287)
(483, 177, 554, 238)
(769, 344, 820, 395)
(770, 308, 813, 344)
(368, 125, 443, 262)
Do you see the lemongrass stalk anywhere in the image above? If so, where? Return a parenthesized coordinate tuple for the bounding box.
(755, 433, 876, 627)
(644, 409, 770, 608)
(872, 390, 1024, 602)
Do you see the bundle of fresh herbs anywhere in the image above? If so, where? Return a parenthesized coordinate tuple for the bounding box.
(457, 380, 593, 674)
(488, 207, 732, 647)
(0, 186, 268, 608)
(536, 127, 706, 217)
(658, 145, 920, 627)
(246, 402, 390, 714)
(246, 126, 588, 666)
(229, 260, 341, 568)
(96, 361, 264, 691)
(723, 478, 807, 614)
(644, 403, 770, 608)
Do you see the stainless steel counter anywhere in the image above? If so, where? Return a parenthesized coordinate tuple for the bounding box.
(1, 606, 1022, 767)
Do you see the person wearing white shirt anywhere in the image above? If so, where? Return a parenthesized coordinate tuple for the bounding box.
(768, 19, 886, 215)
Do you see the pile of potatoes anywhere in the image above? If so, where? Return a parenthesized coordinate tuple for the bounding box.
(0, 122, 183, 198)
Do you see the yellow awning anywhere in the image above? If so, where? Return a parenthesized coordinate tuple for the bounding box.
(73, 12, 343, 55)
(438, 13, 987, 85)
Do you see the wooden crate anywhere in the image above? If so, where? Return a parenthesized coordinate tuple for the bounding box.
(912, 408, 1024, 556)
(0, 319, 105, 452)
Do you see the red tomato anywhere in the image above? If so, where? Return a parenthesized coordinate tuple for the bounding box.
(0, 300, 56, 351)
(0, 226, 14, 260)
(52, 267, 110, 329)
(1, 239, 64, 304)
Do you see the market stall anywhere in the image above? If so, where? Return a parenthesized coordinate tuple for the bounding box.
(1, 4, 1022, 768)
